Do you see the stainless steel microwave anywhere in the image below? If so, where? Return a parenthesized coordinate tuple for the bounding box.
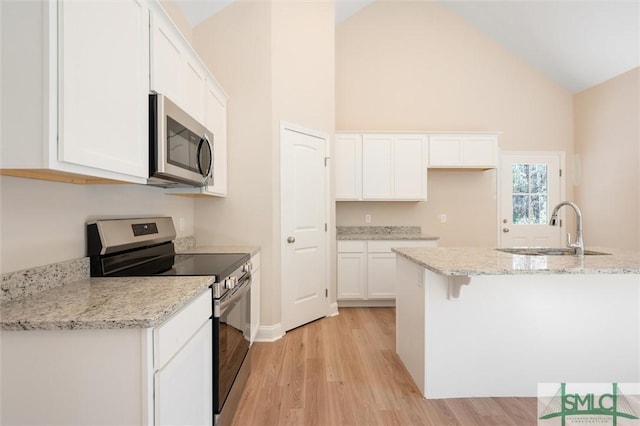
(148, 93, 213, 187)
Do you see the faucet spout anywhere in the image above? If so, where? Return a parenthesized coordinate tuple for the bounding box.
(549, 201, 584, 257)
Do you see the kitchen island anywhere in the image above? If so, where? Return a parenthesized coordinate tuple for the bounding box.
(393, 247, 640, 399)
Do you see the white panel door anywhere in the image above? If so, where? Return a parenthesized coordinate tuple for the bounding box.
(500, 152, 563, 247)
(58, 0, 148, 178)
(281, 123, 329, 332)
(362, 134, 394, 199)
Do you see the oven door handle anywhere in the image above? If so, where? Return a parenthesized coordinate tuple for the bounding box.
(217, 278, 251, 317)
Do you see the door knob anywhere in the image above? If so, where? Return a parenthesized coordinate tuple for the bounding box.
(287, 237, 296, 243)
(502, 228, 510, 233)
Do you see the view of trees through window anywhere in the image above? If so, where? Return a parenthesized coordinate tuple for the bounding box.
(512, 163, 548, 224)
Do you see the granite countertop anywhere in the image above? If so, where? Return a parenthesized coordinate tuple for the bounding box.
(337, 226, 439, 241)
(393, 247, 640, 276)
(0, 240, 261, 331)
(1, 275, 213, 331)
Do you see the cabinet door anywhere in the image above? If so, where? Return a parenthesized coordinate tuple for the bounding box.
(461, 136, 498, 167)
(58, 0, 148, 178)
(428, 136, 462, 166)
(362, 134, 394, 199)
(154, 320, 212, 426)
(337, 253, 366, 299)
(204, 81, 228, 196)
(335, 134, 362, 200)
(394, 135, 427, 200)
(429, 135, 498, 168)
(183, 59, 207, 124)
(150, 9, 183, 105)
(367, 253, 397, 299)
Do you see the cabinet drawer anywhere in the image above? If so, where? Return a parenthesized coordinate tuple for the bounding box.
(367, 240, 438, 253)
(337, 241, 366, 253)
(154, 289, 212, 370)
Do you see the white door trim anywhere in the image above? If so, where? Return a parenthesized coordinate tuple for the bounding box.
(279, 121, 331, 331)
(497, 151, 566, 247)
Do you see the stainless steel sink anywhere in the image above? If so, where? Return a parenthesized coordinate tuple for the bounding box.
(496, 248, 611, 256)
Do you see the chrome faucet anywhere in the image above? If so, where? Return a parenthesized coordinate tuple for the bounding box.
(549, 201, 584, 257)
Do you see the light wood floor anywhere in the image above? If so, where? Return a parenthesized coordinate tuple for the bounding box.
(232, 307, 537, 426)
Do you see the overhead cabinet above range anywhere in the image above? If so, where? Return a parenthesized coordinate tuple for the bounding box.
(335, 133, 428, 201)
(150, 1, 228, 197)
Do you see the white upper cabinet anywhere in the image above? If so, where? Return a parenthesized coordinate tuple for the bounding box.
(362, 134, 395, 199)
(336, 133, 428, 201)
(149, 10, 184, 105)
(428, 134, 499, 169)
(0, 0, 149, 183)
(335, 134, 363, 200)
(150, 2, 229, 197)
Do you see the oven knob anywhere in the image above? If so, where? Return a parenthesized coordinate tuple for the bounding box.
(242, 262, 252, 273)
(224, 277, 237, 290)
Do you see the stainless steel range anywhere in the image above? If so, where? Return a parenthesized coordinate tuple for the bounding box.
(87, 217, 252, 426)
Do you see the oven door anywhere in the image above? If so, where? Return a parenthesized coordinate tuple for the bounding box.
(213, 274, 251, 421)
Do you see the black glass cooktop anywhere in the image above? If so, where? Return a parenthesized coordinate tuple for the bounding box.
(159, 253, 249, 279)
(105, 253, 249, 282)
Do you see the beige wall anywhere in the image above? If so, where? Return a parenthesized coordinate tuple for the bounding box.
(335, 1, 574, 246)
(574, 67, 640, 250)
(0, 177, 194, 273)
(192, 0, 335, 329)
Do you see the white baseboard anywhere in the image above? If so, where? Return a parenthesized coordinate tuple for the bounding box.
(254, 323, 285, 342)
(327, 302, 339, 317)
(338, 299, 395, 308)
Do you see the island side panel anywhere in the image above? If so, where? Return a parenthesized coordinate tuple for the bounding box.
(395, 255, 427, 396)
(423, 272, 640, 399)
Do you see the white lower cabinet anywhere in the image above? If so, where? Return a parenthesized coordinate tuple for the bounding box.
(337, 239, 437, 306)
(0, 290, 212, 426)
(154, 320, 212, 426)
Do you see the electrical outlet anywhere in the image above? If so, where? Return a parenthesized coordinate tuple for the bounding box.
(365, 214, 372, 223)
(439, 214, 447, 223)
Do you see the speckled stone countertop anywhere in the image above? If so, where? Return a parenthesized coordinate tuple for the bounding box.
(1, 275, 213, 331)
(393, 247, 640, 276)
(1, 239, 261, 331)
(337, 226, 439, 241)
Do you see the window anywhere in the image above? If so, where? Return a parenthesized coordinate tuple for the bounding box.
(512, 163, 548, 224)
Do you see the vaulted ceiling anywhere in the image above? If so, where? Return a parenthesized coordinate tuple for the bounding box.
(175, 0, 640, 93)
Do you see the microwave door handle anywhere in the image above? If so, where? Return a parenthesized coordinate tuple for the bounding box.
(196, 136, 213, 185)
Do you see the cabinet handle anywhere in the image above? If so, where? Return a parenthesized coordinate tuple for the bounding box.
(287, 237, 296, 243)
(502, 228, 510, 233)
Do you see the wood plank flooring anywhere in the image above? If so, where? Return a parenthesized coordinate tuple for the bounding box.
(232, 308, 537, 426)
